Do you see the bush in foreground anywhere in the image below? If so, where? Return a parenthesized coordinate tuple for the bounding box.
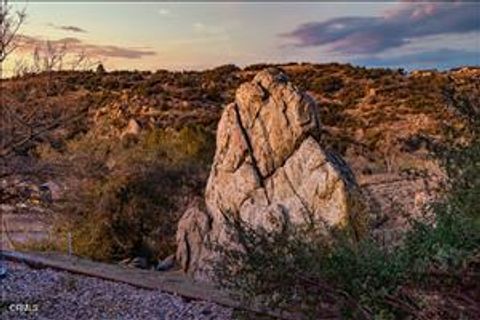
(41, 126, 215, 263)
(214, 138, 480, 319)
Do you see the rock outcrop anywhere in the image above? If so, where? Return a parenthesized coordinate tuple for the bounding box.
(176, 68, 364, 280)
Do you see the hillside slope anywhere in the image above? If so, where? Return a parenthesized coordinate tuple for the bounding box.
(3, 64, 478, 167)
(1, 63, 479, 258)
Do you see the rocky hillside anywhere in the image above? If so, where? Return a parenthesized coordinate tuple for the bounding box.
(1, 63, 479, 260)
(3, 63, 478, 169)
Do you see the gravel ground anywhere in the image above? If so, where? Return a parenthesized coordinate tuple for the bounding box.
(0, 261, 232, 320)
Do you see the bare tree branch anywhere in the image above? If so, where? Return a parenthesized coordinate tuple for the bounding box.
(0, 0, 26, 64)
(12, 40, 103, 77)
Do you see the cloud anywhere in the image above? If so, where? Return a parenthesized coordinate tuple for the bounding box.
(48, 23, 87, 33)
(355, 49, 480, 70)
(13, 35, 157, 59)
(283, 1, 480, 54)
(84, 44, 156, 59)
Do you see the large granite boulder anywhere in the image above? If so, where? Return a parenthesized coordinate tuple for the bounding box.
(176, 68, 364, 280)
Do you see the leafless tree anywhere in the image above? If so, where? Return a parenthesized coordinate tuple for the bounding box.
(1, 1, 100, 165)
(1, 0, 26, 165)
(13, 41, 101, 77)
(38, 40, 68, 72)
(69, 49, 100, 71)
(11, 55, 29, 76)
(2, 46, 99, 161)
(0, 0, 26, 65)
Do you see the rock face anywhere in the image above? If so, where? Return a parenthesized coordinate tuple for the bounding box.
(176, 68, 363, 280)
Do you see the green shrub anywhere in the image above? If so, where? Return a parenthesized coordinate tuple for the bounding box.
(310, 76, 344, 94)
(49, 126, 215, 262)
(62, 161, 200, 261)
(214, 137, 480, 319)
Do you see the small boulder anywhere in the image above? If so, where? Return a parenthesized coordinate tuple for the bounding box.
(40, 181, 62, 201)
(121, 119, 141, 138)
(156, 254, 176, 271)
(130, 257, 148, 269)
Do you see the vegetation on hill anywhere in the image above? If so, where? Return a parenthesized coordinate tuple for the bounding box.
(1, 63, 478, 270)
(2, 63, 477, 163)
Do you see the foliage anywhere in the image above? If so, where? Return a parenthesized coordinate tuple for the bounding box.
(310, 76, 344, 94)
(47, 126, 215, 262)
(214, 137, 480, 319)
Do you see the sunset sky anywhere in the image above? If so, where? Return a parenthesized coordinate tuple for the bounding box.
(5, 1, 480, 74)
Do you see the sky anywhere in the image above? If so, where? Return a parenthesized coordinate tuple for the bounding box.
(4, 1, 480, 74)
